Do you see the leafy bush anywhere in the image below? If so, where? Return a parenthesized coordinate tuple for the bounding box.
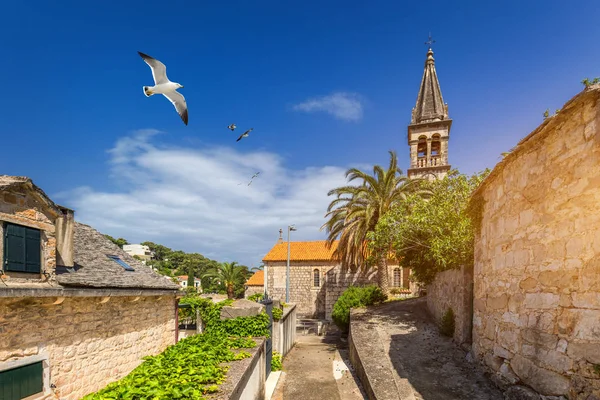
(332, 286, 387, 332)
(84, 295, 270, 399)
(272, 307, 283, 321)
(247, 292, 264, 302)
(271, 351, 283, 371)
(82, 333, 255, 399)
(440, 307, 455, 337)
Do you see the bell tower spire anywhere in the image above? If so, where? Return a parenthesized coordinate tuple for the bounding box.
(407, 35, 452, 180)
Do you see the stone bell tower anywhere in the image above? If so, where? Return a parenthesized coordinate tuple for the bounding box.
(407, 44, 452, 180)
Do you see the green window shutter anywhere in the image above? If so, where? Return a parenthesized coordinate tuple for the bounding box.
(25, 228, 41, 273)
(4, 224, 26, 272)
(4, 224, 41, 273)
(0, 361, 44, 400)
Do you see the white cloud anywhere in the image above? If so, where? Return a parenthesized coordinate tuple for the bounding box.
(292, 92, 363, 122)
(56, 130, 352, 267)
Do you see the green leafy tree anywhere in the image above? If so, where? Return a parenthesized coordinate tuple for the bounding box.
(369, 169, 489, 284)
(141, 241, 172, 261)
(321, 150, 430, 295)
(104, 235, 129, 249)
(203, 261, 246, 299)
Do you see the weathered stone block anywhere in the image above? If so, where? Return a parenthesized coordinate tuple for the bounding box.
(511, 355, 570, 396)
(524, 293, 559, 309)
(488, 293, 509, 309)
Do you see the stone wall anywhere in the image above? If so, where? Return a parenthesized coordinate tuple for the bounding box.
(471, 86, 600, 399)
(244, 285, 264, 299)
(266, 261, 403, 319)
(324, 265, 378, 320)
(266, 261, 332, 318)
(0, 295, 176, 400)
(426, 265, 473, 345)
(0, 186, 58, 281)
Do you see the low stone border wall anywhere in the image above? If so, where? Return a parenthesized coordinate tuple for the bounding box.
(273, 304, 297, 357)
(209, 338, 266, 400)
(348, 309, 403, 400)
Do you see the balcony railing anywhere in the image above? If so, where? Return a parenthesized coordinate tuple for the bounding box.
(415, 156, 442, 168)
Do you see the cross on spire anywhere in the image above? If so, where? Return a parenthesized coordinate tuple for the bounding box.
(425, 33, 435, 49)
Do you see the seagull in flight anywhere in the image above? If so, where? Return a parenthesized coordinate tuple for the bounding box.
(228, 123, 237, 131)
(138, 51, 188, 125)
(247, 172, 261, 186)
(236, 128, 254, 142)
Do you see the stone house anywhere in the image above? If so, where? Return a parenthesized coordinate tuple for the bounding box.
(122, 244, 154, 264)
(176, 275, 202, 292)
(0, 175, 180, 400)
(469, 85, 600, 399)
(244, 270, 264, 299)
(262, 239, 411, 319)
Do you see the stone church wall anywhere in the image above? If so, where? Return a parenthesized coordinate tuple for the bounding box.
(470, 86, 600, 399)
(266, 261, 402, 319)
(426, 265, 473, 346)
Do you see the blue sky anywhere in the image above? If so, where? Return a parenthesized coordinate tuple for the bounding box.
(1, 0, 599, 267)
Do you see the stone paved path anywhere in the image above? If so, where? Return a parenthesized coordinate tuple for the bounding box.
(271, 331, 366, 400)
(351, 297, 504, 400)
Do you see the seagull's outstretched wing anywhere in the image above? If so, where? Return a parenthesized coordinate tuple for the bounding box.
(163, 91, 188, 125)
(138, 51, 169, 85)
(236, 132, 245, 142)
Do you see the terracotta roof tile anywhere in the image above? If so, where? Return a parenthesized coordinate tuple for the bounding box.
(245, 270, 264, 286)
(262, 240, 339, 262)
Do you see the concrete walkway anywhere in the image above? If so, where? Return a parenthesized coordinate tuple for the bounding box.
(350, 298, 504, 400)
(271, 330, 366, 400)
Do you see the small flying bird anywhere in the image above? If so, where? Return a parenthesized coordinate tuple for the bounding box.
(138, 51, 188, 125)
(247, 172, 261, 186)
(228, 123, 237, 131)
(236, 128, 254, 142)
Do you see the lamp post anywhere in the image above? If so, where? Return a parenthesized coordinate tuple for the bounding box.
(286, 225, 297, 303)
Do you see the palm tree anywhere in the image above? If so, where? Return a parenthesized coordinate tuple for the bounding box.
(321, 150, 430, 295)
(202, 261, 246, 299)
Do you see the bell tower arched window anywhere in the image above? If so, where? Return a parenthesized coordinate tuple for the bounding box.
(417, 136, 427, 158)
(431, 134, 441, 156)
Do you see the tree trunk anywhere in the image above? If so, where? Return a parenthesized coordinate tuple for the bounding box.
(377, 256, 390, 297)
(227, 284, 234, 299)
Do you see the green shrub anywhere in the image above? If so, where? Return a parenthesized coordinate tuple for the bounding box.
(272, 307, 283, 321)
(440, 307, 455, 337)
(247, 292, 264, 302)
(271, 351, 283, 371)
(331, 286, 387, 332)
(82, 332, 255, 399)
(84, 295, 270, 399)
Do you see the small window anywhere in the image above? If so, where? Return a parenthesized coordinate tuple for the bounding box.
(313, 269, 320, 287)
(3, 223, 41, 273)
(107, 255, 135, 271)
(393, 268, 401, 287)
(0, 361, 44, 399)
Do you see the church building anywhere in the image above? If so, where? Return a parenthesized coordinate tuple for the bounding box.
(407, 46, 452, 180)
(262, 45, 448, 319)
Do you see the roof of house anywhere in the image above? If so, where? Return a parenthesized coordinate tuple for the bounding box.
(0, 175, 62, 217)
(56, 222, 180, 291)
(245, 270, 264, 286)
(262, 240, 339, 262)
(177, 275, 200, 281)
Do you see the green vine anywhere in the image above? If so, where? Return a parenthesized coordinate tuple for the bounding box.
(83, 294, 270, 399)
(271, 351, 283, 371)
